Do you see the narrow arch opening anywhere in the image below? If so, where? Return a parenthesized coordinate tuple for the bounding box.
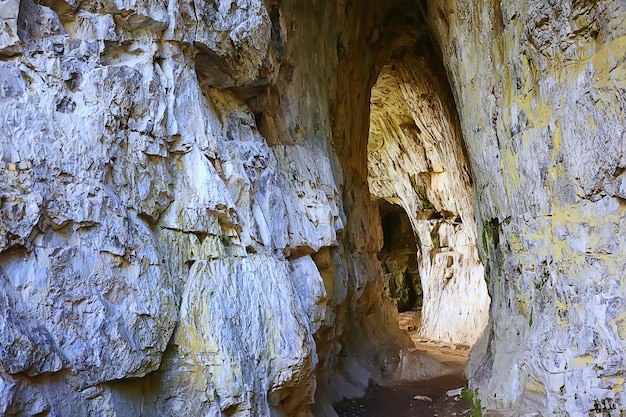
(378, 200, 422, 313)
(366, 20, 490, 380)
(317, 2, 492, 414)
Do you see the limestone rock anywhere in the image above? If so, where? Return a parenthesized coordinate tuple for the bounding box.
(0, 0, 20, 55)
(0, 267, 63, 376)
(0, 204, 178, 384)
(169, 0, 277, 88)
(3, 0, 622, 415)
(145, 255, 324, 417)
(1, 1, 361, 414)
(426, 0, 626, 413)
(393, 348, 452, 382)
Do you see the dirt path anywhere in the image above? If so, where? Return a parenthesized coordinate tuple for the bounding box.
(334, 373, 471, 417)
(335, 310, 473, 417)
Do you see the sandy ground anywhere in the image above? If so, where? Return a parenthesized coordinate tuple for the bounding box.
(335, 310, 473, 417)
(397, 310, 470, 366)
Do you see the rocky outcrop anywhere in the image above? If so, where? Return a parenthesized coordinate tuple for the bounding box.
(0, 0, 407, 415)
(425, 0, 626, 414)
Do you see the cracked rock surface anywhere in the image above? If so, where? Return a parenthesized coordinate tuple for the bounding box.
(1, 0, 626, 416)
(0, 1, 403, 415)
(426, 0, 626, 414)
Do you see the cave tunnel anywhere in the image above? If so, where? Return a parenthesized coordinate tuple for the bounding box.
(365, 18, 490, 347)
(377, 200, 422, 313)
(330, 4, 490, 415)
(327, 3, 491, 412)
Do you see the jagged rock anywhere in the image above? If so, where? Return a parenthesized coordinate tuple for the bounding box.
(143, 255, 326, 417)
(168, 0, 277, 89)
(0, 0, 20, 55)
(1, 0, 624, 415)
(0, 2, 358, 414)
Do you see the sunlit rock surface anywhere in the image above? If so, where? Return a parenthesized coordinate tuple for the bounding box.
(368, 49, 490, 345)
(425, 0, 626, 414)
(1, 0, 625, 415)
(0, 1, 407, 415)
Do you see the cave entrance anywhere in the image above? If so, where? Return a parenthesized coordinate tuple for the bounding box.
(378, 200, 422, 313)
(366, 33, 490, 348)
(327, 3, 491, 413)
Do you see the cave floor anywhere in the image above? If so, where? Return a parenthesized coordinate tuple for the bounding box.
(335, 310, 472, 417)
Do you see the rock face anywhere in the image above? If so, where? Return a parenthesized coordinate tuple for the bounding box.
(0, 1, 407, 416)
(425, 0, 626, 414)
(377, 201, 422, 312)
(1, 0, 625, 416)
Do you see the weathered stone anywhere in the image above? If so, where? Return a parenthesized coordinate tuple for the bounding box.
(425, 0, 626, 413)
(368, 50, 490, 345)
(0, 0, 20, 55)
(168, 0, 277, 88)
(145, 256, 320, 417)
(393, 348, 453, 382)
(0, 267, 63, 376)
(2, 0, 624, 415)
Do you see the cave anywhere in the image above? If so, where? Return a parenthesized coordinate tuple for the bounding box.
(366, 29, 490, 347)
(1, 0, 625, 415)
(377, 201, 422, 313)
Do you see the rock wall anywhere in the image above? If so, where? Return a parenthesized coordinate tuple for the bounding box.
(425, 0, 626, 414)
(0, 0, 410, 416)
(2, 0, 624, 415)
(377, 201, 422, 312)
(367, 45, 490, 345)
(0, 0, 408, 416)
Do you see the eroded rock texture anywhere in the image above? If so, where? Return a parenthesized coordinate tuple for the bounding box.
(377, 201, 422, 312)
(1, 0, 625, 415)
(0, 1, 408, 416)
(425, 0, 626, 414)
(367, 44, 490, 345)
